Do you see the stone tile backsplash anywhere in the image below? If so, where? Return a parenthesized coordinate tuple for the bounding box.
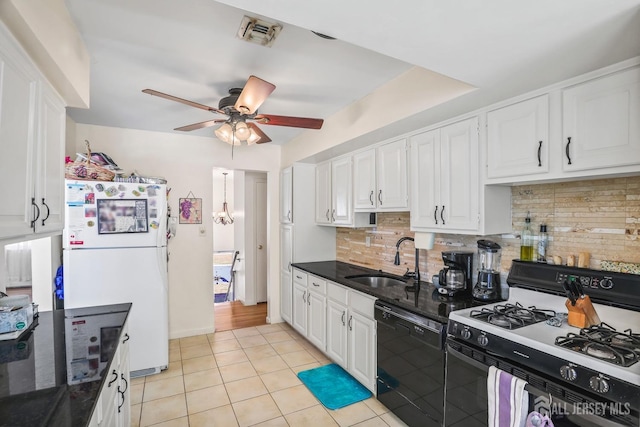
(336, 176, 640, 280)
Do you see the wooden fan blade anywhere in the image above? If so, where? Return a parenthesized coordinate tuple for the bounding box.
(247, 122, 272, 144)
(254, 114, 323, 129)
(175, 119, 226, 132)
(234, 76, 276, 115)
(142, 89, 226, 115)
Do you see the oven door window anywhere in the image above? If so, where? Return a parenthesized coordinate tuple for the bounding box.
(445, 342, 638, 427)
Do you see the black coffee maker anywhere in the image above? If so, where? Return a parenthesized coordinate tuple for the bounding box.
(435, 251, 474, 298)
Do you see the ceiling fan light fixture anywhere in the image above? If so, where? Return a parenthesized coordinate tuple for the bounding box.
(234, 121, 251, 140)
(246, 128, 261, 145)
(214, 122, 233, 143)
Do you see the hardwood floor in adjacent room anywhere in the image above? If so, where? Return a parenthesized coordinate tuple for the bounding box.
(214, 301, 267, 332)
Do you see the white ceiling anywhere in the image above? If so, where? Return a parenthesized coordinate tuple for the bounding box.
(65, 0, 640, 148)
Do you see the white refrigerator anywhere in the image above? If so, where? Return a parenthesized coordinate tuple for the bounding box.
(62, 179, 169, 376)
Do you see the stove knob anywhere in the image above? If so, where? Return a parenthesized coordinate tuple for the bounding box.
(477, 334, 489, 347)
(589, 376, 610, 393)
(560, 365, 577, 381)
(461, 329, 472, 340)
(600, 278, 614, 289)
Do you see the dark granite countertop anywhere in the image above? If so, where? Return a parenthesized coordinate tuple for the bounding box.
(0, 303, 131, 427)
(292, 261, 481, 324)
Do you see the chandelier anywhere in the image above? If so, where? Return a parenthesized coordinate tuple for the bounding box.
(214, 172, 234, 225)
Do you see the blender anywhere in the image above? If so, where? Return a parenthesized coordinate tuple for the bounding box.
(473, 239, 503, 301)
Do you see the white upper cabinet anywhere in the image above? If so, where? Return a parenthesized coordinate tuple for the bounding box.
(0, 26, 66, 240)
(562, 66, 640, 172)
(315, 156, 354, 226)
(353, 149, 376, 210)
(331, 157, 353, 225)
(280, 166, 293, 223)
(410, 117, 480, 232)
(487, 95, 550, 178)
(376, 139, 408, 210)
(314, 161, 332, 225)
(485, 62, 640, 184)
(353, 139, 408, 211)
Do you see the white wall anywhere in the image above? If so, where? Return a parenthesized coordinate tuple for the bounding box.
(70, 123, 281, 339)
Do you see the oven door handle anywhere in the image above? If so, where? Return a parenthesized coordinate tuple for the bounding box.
(446, 342, 490, 372)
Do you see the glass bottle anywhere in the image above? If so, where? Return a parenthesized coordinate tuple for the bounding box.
(537, 224, 548, 262)
(520, 212, 534, 261)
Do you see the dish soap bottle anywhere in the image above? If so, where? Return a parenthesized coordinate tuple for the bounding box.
(520, 212, 534, 261)
(537, 224, 548, 262)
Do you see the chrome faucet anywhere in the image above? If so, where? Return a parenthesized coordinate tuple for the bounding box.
(394, 237, 420, 281)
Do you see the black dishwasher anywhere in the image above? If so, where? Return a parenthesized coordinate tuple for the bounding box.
(375, 300, 447, 427)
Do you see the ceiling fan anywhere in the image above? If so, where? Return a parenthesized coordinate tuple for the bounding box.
(142, 75, 324, 146)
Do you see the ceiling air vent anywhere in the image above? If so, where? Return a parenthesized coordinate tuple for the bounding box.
(237, 16, 282, 47)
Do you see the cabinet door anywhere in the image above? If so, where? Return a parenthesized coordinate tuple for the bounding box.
(291, 282, 307, 335)
(326, 300, 348, 368)
(0, 44, 38, 239)
(487, 95, 549, 178)
(562, 67, 640, 172)
(376, 139, 408, 210)
(35, 85, 65, 234)
(314, 162, 332, 224)
(307, 290, 326, 350)
(280, 225, 292, 272)
(348, 311, 376, 392)
(280, 167, 293, 223)
(439, 117, 479, 231)
(280, 270, 292, 324)
(353, 149, 377, 210)
(331, 157, 353, 225)
(409, 129, 440, 228)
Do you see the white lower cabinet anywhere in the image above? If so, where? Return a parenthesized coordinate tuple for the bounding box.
(292, 271, 327, 350)
(288, 269, 377, 393)
(89, 319, 131, 427)
(325, 281, 377, 393)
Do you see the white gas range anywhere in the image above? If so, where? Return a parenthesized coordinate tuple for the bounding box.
(445, 261, 640, 427)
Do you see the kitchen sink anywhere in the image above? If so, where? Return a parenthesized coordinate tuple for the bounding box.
(345, 274, 407, 288)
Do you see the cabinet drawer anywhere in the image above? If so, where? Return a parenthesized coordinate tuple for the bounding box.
(349, 290, 375, 318)
(293, 270, 307, 286)
(327, 282, 348, 305)
(308, 275, 326, 294)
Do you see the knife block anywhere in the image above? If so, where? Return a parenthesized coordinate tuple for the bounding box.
(565, 299, 588, 328)
(565, 296, 601, 328)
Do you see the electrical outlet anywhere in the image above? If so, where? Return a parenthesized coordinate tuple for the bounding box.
(365, 236, 371, 247)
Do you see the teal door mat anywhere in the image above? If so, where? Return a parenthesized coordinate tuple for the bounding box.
(297, 363, 373, 410)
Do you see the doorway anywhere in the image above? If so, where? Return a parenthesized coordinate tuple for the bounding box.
(212, 169, 268, 330)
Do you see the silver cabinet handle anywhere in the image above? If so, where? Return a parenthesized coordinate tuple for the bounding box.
(369, 190, 374, 206)
(296, 275, 302, 280)
(308, 294, 311, 306)
(348, 315, 353, 331)
(434, 205, 438, 225)
(326, 209, 330, 221)
(287, 210, 292, 221)
(341, 311, 346, 326)
(312, 282, 320, 287)
(441, 205, 445, 225)
(331, 209, 336, 222)
(378, 189, 382, 205)
(302, 291, 306, 303)
(41, 198, 50, 226)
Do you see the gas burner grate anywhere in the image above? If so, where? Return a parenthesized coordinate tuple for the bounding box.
(555, 329, 639, 367)
(469, 302, 556, 329)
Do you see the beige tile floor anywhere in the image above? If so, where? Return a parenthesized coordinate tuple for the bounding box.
(130, 322, 408, 427)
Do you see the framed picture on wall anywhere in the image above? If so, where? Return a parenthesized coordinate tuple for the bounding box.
(179, 197, 202, 224)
